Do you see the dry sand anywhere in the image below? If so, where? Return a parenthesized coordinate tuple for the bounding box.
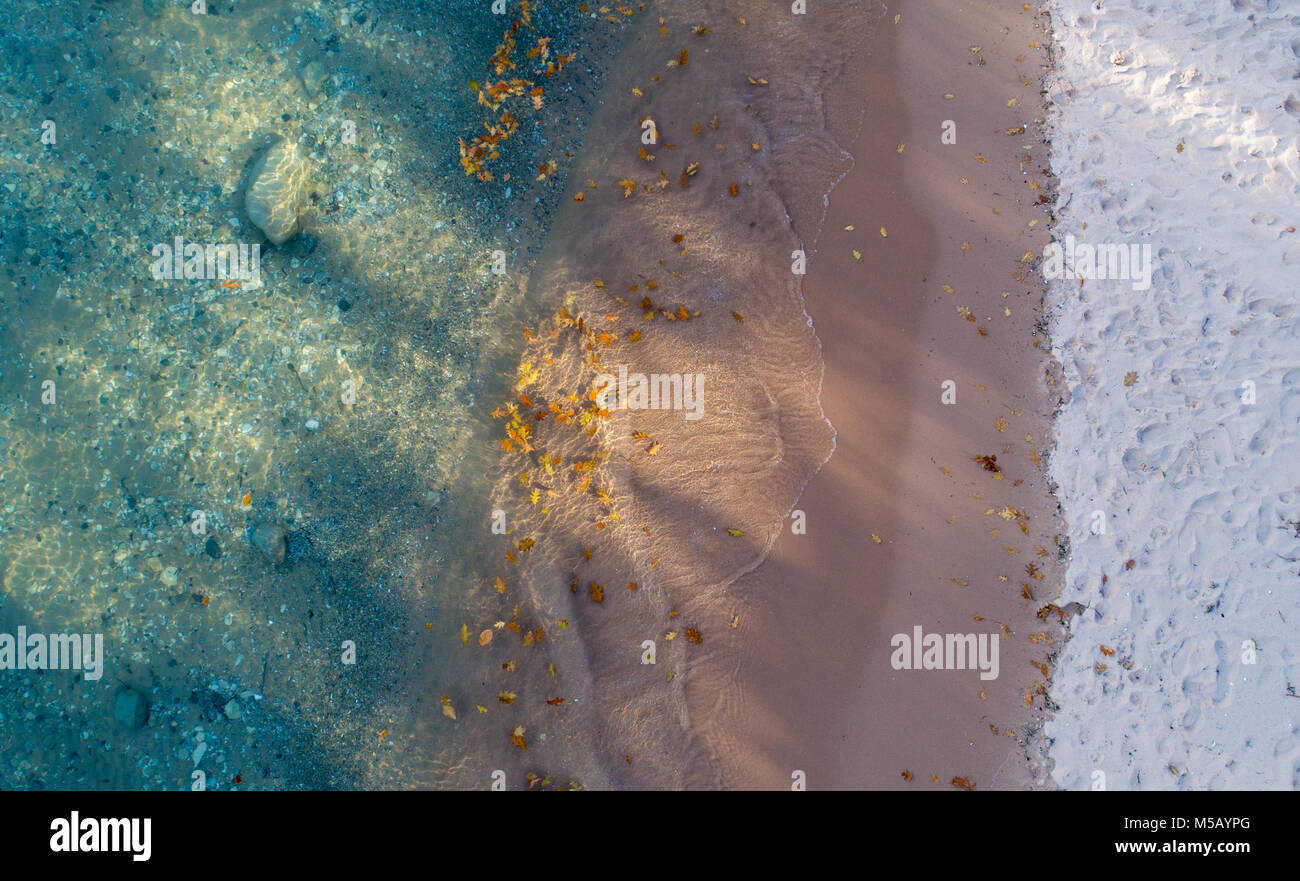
(1043, 0, 1300, 791)
(687, 0, 1069, 790)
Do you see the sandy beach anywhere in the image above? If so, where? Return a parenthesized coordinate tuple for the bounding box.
(1, 0, 1296, 797)
(1043, 0, 1300, 790)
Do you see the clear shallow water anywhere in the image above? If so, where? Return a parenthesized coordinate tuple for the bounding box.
(0, 0, 617, 789)
(1, 0, 868, 790)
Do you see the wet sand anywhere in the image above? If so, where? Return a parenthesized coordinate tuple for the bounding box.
(688, 0, 1068, 789)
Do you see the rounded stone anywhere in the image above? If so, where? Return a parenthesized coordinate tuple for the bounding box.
(245, 140, 308, 245)
(300, 60, 328, 96)
(250, 522, 287, 566)
(113, 689, 149, 728)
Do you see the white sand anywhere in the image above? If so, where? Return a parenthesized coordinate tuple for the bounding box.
(1043, 0, 1300, 789)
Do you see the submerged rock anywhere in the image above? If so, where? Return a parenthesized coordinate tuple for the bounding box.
(300, 60, 328, 97)
(245, 140, 307, 245)
(250, 522, 287, 565)
(113, 689, 149, 728)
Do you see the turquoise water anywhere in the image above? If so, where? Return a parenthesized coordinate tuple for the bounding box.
(1, 0, 878, 791)
(0, 0, 619, 789)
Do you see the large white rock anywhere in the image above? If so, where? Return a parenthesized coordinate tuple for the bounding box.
(245, 140, 307, 245)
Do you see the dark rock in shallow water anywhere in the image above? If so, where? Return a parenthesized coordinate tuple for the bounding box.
(204, 536, 222, 559)
(113, 689, 149, 728)
(250, 522, 287, 565)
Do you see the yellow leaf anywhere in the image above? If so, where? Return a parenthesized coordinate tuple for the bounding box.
(440, 695, 456, 720)
(727, 528, 744, 537)
(879, 227, 888, 237)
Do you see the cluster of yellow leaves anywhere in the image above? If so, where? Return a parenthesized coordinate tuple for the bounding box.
(460, 2, 576, 181)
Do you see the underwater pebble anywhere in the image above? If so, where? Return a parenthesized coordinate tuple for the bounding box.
(113, 689, 149, 728)
(300, 59, 327, 96)
(250, 522, 287, 566)
(160, 566, 179, 588)
(245, 140, 308, 245)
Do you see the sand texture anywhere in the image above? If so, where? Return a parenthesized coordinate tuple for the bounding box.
(1044, 0, 1300, 790)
